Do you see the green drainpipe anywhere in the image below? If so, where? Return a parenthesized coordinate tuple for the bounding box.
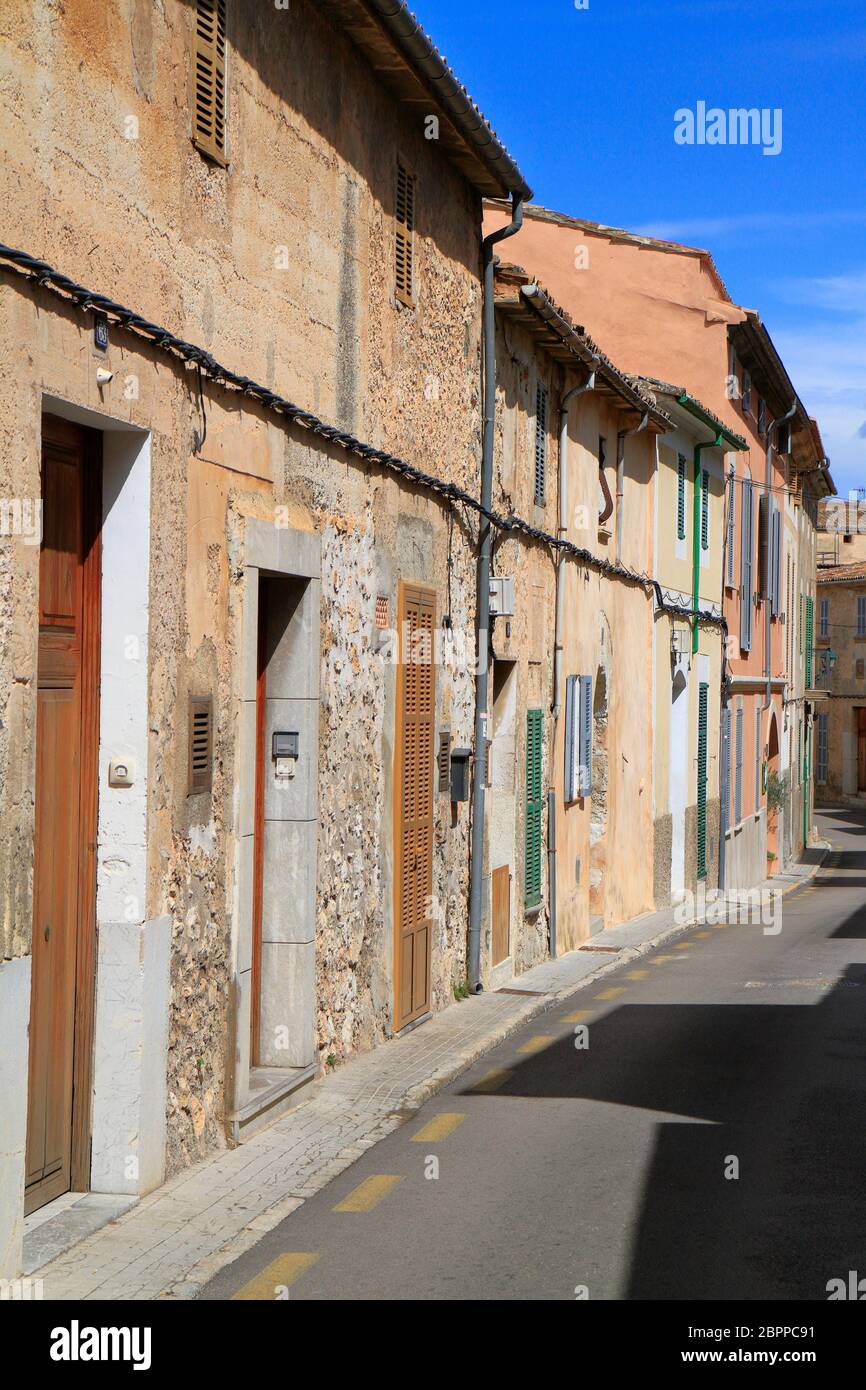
(692, 433, 723, 654)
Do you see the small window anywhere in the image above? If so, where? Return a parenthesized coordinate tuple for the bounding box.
(188, 696, 213, 795)
(858, 596, 866, 638)
(857, 659, 865, 681)
(819, 597, 829, 638)
(677, 453, 687, 541)
(192, 0, 228, 165)
(701, 468, 710, 550)
(742, 368, 752, 415)
(395, 162, 416, 306)
(534, 384, 548, 505)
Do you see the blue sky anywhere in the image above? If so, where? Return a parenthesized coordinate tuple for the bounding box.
(411, 0, 866, 494)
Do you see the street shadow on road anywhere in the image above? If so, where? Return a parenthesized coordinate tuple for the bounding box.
(459, 963, 866, 1299)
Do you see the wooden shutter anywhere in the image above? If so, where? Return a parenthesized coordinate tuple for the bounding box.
(192, 0, 227, 165)
(771, 505, 782, 616)
(734, 704, 744, 825)
(564, 675, 579, 803)
(697, 683, 709, 880)
(740, 480, 753, 651)
(578, 674, 592, 798)
(726, 474, 736, 585)
(701, 468, 709, 551)
(524, 709, 543, 909)
(394, 585, 435, 1029)
(677, 453, 687, 541)
(535, 385, 548, 505)
(720, 705, 731, 834)
(805, 596, 813, 686)
(395, 162, 415, 306)
(188, 696, 213, 794)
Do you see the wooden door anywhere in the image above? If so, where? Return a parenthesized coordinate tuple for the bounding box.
(858, 709, 866, 791)
(393, 584, 435, 1031)
(491, 865, 511, 967)
(25, 416, 101, 1214)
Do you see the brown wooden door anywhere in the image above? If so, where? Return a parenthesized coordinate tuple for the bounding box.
(491, 865, 511, 967)
(394, 584, 435, 1031)
(25, 416, 101, 1215)
(858, 709, 866, 791)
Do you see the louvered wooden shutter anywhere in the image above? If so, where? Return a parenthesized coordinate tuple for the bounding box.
(564, 676, 578, 803)
(771, 505, 782, 615)
(524, 709, 543, 908)
(726, 474, 736, 585)
(677, 454, 687, 541)
(697, 683, 709, 880)
(740, 480, 753, 651)
(535, 385, 548, 505)
(188, 696, 213, 794)
(701, 468, 709, 551)
(578, 674, 592, 797)
(734, 704, 744, 824)
(805, 596, 813, 686)
(396, 586, 435, 1028)
(720, 705, 731, 834)
(395, 163, 415, 306)
(192, 0, 227, 165)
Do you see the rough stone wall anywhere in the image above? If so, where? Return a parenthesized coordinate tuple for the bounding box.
(0, 0, 484, 1175)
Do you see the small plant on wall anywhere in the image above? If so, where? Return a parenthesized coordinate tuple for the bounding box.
(766, 768, 787, 818)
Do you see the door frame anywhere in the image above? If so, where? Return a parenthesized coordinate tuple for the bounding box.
(392, 580, 436, 1033)
(27, 414, 102, 1209)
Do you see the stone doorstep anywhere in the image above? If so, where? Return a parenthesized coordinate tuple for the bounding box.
(32, 841, 832, 1300)
(22, 1194, 138, 1276)
(227, 1063, 317, 1143)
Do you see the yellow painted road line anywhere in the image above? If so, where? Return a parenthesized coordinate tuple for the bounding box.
(674, 942, 692, 950)
(625, 969, 650, 980)
(650, 953, 679, 964)
(694, 931, 713, 939)
(410, 1112, 465, 1143)
(563, 1009, 591, 1022)
(518, 1034, 555, 1054)
(595, 986, 626, 1001)
(470, 1067, 513, 1093)
(334, 1175, 402, 1213)
(233, 1253, 319, 1300)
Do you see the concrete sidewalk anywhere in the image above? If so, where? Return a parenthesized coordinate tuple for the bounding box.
(26, 846, 828, 1301)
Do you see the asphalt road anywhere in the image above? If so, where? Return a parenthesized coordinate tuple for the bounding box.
(202, 807, 866, 1301)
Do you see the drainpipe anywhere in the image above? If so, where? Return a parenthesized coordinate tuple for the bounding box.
(692, 434, 723, 655)
(616, 414, 650, 564)
(553, 370, 596, 718)
(763, 400, 797, 710)
(467, 192, 525, 995)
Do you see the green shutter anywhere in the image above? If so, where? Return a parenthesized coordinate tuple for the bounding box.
(677, 454, 686, 541)
(697, 683, 709, 881)
(701, 468, 709, 551)
(524, 709, 543, 909)
(805, 596, 814, 686)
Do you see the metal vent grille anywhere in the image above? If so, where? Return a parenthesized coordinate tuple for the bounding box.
(376, 594, 390, 630)
(193, 0, 227, 165)
(534, 385, 548, 505)
(189, 696, 213, 795)
(395, 163, 415, 306)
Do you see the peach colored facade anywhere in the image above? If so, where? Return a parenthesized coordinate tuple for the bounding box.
(483, 203, 809, 888)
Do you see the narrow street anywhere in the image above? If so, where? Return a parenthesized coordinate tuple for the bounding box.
(202, 808, 866, 1302)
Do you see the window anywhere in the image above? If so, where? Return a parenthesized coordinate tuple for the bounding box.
(565, 675, 593, 802)
(816, 712, 828, 785)
(192, 0, 228, 165)
(757, 397, 766, 436)
(524, 710, 544, 909)
(858, 595, 866, 638)
(701, 468, 709, 551)
(727, 345, 739, 401)
(534, 384, 548, 505)
(857, 659, 865, 681)
(740, 479, 753, 651)
(819, 597, 829, 638)
(726, 474, 736, 585)
(677, 453, 687, 541)
(742, 368, 752, 415)
(395, 162, 416, 306)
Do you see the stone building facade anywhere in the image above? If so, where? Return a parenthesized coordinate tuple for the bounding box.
(0, 0, 532, 1276)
